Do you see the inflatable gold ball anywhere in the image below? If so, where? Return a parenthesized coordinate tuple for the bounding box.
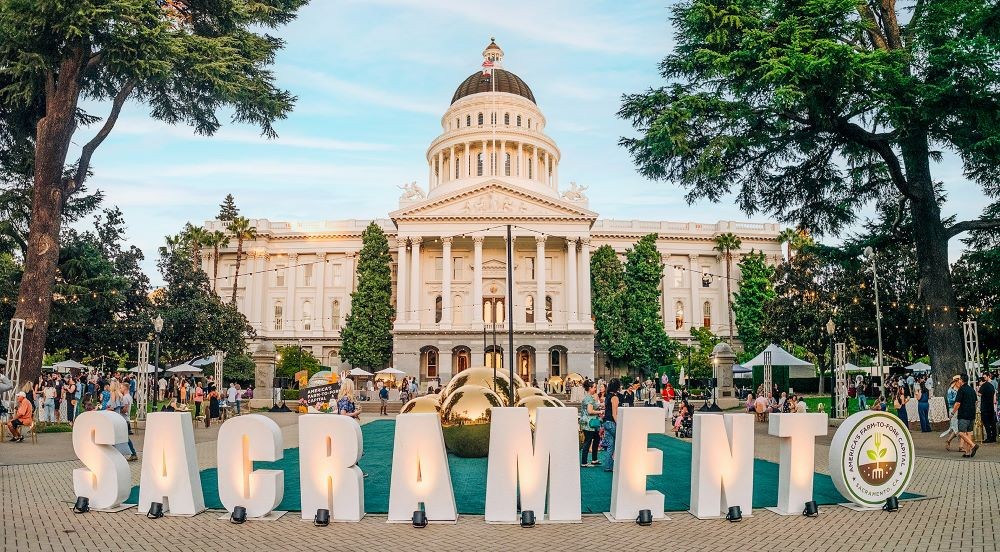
(440, 366, 524, 406)
(401, 395, 442, 415)
(516, 386, 545, 401)
(515, 394, 564, 426)
(440, 384, 504, 457)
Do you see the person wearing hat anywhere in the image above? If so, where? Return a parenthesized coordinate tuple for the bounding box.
(6, 391, 34, 442)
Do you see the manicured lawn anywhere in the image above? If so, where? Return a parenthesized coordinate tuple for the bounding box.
(801, 395, 865, 417)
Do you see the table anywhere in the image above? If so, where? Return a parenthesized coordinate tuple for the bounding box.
(904, 396, 948, 424)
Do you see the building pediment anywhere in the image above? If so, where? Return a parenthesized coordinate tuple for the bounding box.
(389, 180, 597, 223)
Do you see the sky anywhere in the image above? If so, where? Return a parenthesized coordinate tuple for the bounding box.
(76, 0, 988, 285)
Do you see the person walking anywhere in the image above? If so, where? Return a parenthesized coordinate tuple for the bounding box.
(42, 382, 56, 423)
(661, 383, 676, 422)
(379, 384, 389, 415)
(856, 376, 867, 411)
(979, 373, 997, 443)
(894, 386, 909, 429)
(941, 375, 962, 450)
(916, 377, 932, 432)
(953, 374, 978, 457)
(193, 382, 204, 418)
(579, 381, 603, 467)
(601, 379, 622, 472)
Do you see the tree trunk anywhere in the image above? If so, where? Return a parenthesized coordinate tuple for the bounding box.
(12, 55, 85, 387)
(726, 253, 734, 342)
(212, 245, 220, 292)
(231, 238, 243, 304)
(901, 132, 964, 396)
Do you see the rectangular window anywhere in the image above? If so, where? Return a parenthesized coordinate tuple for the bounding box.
(276, 264, 286, 287)
(701, 265, 712, 288)
(303, 263, 313, 287)
(673, 265, 683, 288)
(434, 257, 443, 281)
(526, 256, 536, 279)
(545, 257, 553, 280)
(391, 263, 398, 282)
(273, 304, 283, 330)
(453, 257, 463, 280)
(333, 264, 343, 287)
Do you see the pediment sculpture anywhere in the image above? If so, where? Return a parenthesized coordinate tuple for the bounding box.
(560, 181, 588, 202)
(398, 181, 426, 201)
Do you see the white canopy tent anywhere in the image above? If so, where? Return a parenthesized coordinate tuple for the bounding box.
(375, 368, 405, 376)
(349, 367, 374, 377)
(128, 363, 157, 374)
(167, 363, 202, 375)
(990, 359, 999, 367)
(742, 344, 815, 378)
(905, 361, 933, 373)
(53, 359, 89, 372)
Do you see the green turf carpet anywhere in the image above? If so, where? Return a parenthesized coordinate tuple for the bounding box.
(126, 419, 915, 513)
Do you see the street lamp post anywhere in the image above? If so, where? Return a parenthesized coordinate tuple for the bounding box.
(826, 318, 836, 415)
(153, 314, 163, 406)
(863, 246, 885, 383)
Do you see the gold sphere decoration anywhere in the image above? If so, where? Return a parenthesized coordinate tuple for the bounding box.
(440, 366, 523, 406)
(515, 394, 564, 426)
(564, 372, 585, 387)
(516, 386, 545, 401)
(400, 395, 442, 415)
(440, 384, 504, 457)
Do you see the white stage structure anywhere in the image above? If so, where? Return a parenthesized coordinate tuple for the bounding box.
(834, 342, 847, 419)
(2, 319, 25, 408)
(136, 341, 149, 420)
(963, 321, 980, 382)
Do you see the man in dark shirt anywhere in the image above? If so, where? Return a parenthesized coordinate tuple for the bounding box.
(953, 374, 979, 457)
(979, 373, 997, 443)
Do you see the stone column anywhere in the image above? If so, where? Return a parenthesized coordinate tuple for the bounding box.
(500, 140, 507, 176)
(441, 237, 453, 329)
(427, 161, 433, 190)
(517, 142, 523, 177)
(395, 238, 408, 327)
(436, 150, 443, 187)
(481, 140, 487, 176)
(541, 151, 548, 186)
(315, 252, 327, 332)
(463, 142, 470, 178)
(663, 258, 672, 329)
(578, 238, 592, 324)
(344, 252, 356, 318)
(533, 147, 539, 182)
(553, 158, 559, 190)
(409, 237, 422, 324)
(689, 254, 700, 331)
(449, 145, 455, 182)
(250, 341, 276, 409)
(535, 236, 547, 329)
(473, 235, 484, 329)
(566, 238, 578, 323)
(285, 252, 297, 334)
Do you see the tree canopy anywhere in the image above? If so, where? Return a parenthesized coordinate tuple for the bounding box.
(591, 244, 629, 363)
(732, 249, 775, 358)
(340, 222, 393, 370)
(623, 234, 675, 371)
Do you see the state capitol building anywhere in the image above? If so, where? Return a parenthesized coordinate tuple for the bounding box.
(204, 40, 782, 385)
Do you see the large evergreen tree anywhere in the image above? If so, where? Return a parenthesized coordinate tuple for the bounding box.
(218, 194, 240, 221)
(623, 234, 674, 373)
(1, 0, 306, 385)
(732, 250, 775, 358)
(591, 244, 628, 365)
(340, 222, 393, 370)
(619, 0, 1000, 392)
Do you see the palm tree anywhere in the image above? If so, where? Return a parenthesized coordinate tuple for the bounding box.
(226, 216, 257, 304)
(203, 230, 229, 292)
(182, 223, 209, 270)
(777, 227, 797, 260)
(159, 233, 182, 257)
(713, 232, 742, 343)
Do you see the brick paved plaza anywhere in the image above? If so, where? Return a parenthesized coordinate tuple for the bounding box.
(2, 414, 998, 552)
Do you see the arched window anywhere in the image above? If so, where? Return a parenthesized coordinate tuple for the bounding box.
(478, 112, 484, 125)
(491, 112, 496, 124)
(516, 114, 522, 127)
(477, 152, 484, 176)
(525, 295, 534, 323)
(455, 118, 460, 129)
(331, 299, 341, 331)
(302, 300, 312, 331)
(549, 348, 562, 377)
(703, 301, 712, 328)
(517, 348, 532, 382)
(273, 301, 283, 330)
(545, 295, 553, 323)
(485, 345, 503, 369)
(528, 159, 533, 180)
(453, 347, 471, 374)
(435, 295, 443, 323)
(504, 153, 511, 176)
(456, 157, 460, 179)
(466, 114, 471, 127)
(421, 347, 439, 379)
(504, 113, 510, 125)
(675, 301, 685, 330)
(527, 118, 531, 129)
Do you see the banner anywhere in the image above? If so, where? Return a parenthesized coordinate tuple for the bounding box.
(300, 383, 340, 406)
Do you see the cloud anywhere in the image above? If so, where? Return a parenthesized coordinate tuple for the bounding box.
(279, 65, 442, 115)
(111, 118, 393, 152)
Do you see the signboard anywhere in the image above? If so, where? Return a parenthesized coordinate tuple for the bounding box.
(300, 383, 340, 406)
(829, 411, 914, 507)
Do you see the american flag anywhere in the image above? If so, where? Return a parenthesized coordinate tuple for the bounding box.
(481, 59, 494, 76)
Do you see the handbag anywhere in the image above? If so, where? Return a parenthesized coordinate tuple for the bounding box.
(588, 416, 601, 429)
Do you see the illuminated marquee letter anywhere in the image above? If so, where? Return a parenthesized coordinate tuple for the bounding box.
(72, 411, 131, 510)
(485, 407, 581, 522)
(137, 412, 205, 516)
(387, 413, 457, 522)
(769, 413, 827, 514)
(217, 414, 284, 518)
(299, 414, 365, 522)
(609, 406, 665, 521)
(690, 413, 754, 518)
